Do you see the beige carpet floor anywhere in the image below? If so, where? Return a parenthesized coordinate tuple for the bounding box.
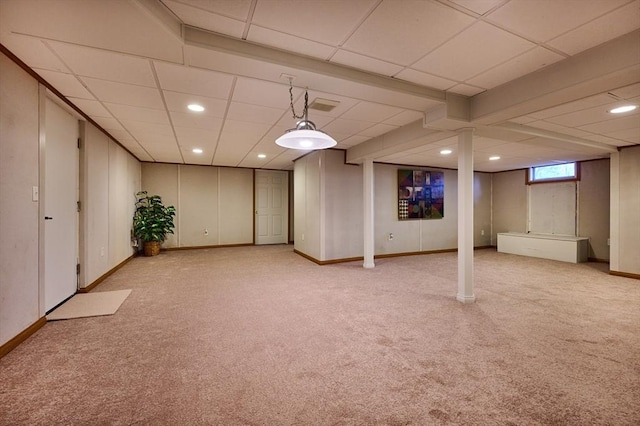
(0, 245, 638, 425)
(46, 289, 132, 321)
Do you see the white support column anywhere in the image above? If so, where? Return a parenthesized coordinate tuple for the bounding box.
(457, 128, 475, 303)
(609, 151, 620, 272)
(363, 158, 375, 269)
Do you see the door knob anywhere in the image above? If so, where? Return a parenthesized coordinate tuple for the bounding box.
(45, 216, 53, 220)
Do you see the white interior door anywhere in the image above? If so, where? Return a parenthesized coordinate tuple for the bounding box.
(44, 98, 79, 312)
(255, 170, 288, 245)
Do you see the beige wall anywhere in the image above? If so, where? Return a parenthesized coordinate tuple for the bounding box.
(578, 159, 610, 261)
(0, 53, 40, 345)
(293, 151, 322, 260)
(80, 122, 141, 287)
(491, 169, 527, 244)
(294, 151, 493, 261)
(615, 146, 640, 275)
(1, 51, 140, 346)
(493, 162, 611, 261)
(141, 163, 253, 248)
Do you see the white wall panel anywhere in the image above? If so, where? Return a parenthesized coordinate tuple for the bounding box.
(179, 165, 218, 247)
(492, 169, 527, 244)
(324, 150, 363, 260)
(219, 167, 253, 245)
(80, 122, 109, 286)
(141, 163, 179, 248)
(578, 159, 610, 260)
(0, 53, 40, 345)
(618, 146, 640, 274)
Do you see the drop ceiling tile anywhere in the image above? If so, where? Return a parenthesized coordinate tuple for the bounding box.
(276, 113, 333, 129)
(91, 116, 125, 132)
(49, 42, 156, 87)
(340, 135, 370, 147)
(413, 22, 535, 82)
(449, 0, 505, 16)
(163, 91, 228, 117)
(467, 47, 565, 89)
(166, 0, 252, 20)
(107, 129, 136, 142)
(68, 98, 111, 117)
(174, 126, 221, 150)
(394, 69, 456, 91)
(508, 115, 538, 125)
(610, 82, 640, 99)
(104, 103, 169, 125)
(246, 26, 336, 60)
(219, 119, 271, 143)
(448, 84, 485, 96)
(154, 62, 234, 99)
(233, 78, 302, 109)
(121, 121, 174, 141)
(226, 101, 286, 125)
(0, 0, 184, 62)
(146, 145, 183, 163)
(330, 50, 404, 77)
(384, 110, 424, 126)
(162, 0, 246, 38)
(170, 111, 224, 130)
(547, 1, 640, 55)
(252, 0, 377, 46)
(323, 118, 376, 136)
(486, 0, 629, 42)
(579, 114, 640, 134)
(341, 102, 404, 122)
(528, 93, 614, 119)
(606, 127, 640, 144)
(36, 70, 94, 99)
(358, 123, 398, 138)
(527, 120, 597, 139)
(81, 77, 163, 108)
(1, 35, 69, 72)
(343, 0, 475, 65)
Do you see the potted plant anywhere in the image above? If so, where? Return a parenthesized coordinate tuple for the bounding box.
(133, 191, 176, 256)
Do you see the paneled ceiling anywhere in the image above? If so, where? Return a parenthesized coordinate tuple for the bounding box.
(1, 0, 638, 172)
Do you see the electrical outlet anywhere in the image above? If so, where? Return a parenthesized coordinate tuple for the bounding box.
(481, 229, 485, 236)
(388, 233, 394, 240)
(607, 238, 610, 246)
(302, 233, 305, 241)
(204, 228, 209, 236)
(100, 247, 104, 257)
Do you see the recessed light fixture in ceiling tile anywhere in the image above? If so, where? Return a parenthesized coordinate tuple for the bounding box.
(440, 149, 452, 155)
(188, 104, 205, 112)
(489, 156, 501, 161)
(192, 148, 203, 154)
(609, 105, 637, 114)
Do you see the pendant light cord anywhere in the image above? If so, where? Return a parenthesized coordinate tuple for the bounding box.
(288, 82, 308, 121)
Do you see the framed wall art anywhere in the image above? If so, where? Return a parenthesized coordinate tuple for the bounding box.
(397, 169, 444, 220)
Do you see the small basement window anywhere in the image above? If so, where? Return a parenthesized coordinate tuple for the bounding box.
(527, 162, 579, 184)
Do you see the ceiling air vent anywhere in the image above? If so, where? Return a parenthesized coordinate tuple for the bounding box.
(309, 98, 340, 112)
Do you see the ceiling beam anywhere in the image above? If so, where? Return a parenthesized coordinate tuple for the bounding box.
(183, 25, 446, 103)
(471, 29, 640, 125)
(346, 120, 455, 164)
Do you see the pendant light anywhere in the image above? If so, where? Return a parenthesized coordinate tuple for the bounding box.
(275, 82, 337, 150)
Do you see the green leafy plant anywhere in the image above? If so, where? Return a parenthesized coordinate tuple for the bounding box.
(133, 191, 176, 243)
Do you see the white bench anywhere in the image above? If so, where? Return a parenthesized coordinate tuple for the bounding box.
(497, 232, 589, 263)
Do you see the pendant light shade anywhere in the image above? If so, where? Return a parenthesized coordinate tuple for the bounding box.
(276, 83, 337, 150)
(275, 119, 337, 150)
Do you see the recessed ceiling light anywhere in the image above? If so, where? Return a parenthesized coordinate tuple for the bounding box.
(192, 148, 203, 154)
(489, 156, 500, 161)
(257, 154, 266, 159)
(609, 105, 637, 114)
(187, 104, 205, 112)
(440, 149, 452, 155)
